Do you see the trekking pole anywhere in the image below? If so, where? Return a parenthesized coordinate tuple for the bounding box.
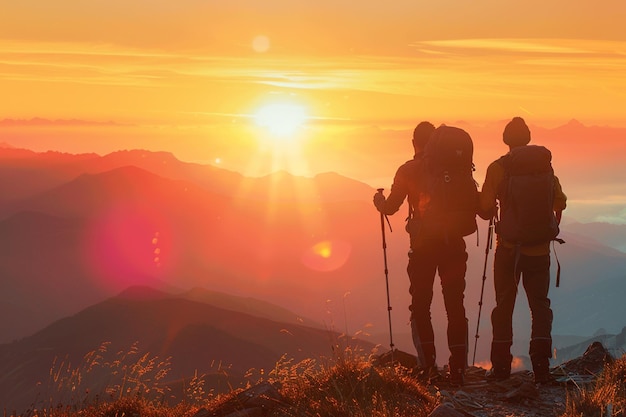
(376, 188, 395, 358)
(472, 217, 494, 366)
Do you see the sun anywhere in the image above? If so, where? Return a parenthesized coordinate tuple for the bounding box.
(247, 99, 313, 176)
(253, 102, 308, 139)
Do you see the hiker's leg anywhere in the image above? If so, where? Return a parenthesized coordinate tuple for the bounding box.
(438, 237, 468, 375)
(521, 253, 553, 377)
(490, 246, 518, 374)
(407, 246, 438, 368)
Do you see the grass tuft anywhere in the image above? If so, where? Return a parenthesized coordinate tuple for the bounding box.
(561, 353, 626, 417)
(267, 346, 436, 417)
(10, 343, 437, 417)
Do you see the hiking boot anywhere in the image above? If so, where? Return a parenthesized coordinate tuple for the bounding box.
(532, 357, 555, 385)
(485, 367, 510, 381)
(534, 372, 557, 385)
(533, 366, 556, 385)
(449, 368, 464, 386)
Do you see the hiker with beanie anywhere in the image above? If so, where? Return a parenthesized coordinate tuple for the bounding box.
(478, 117, 567, 384)
(373, 121, 477, 386)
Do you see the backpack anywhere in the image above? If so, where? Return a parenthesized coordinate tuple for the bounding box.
(495, 144, 560, 245)
(412, 125, 478, 240)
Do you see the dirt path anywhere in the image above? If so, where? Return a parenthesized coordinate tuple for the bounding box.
(432, 367, 569, 417)
(426, 342, 613, 417)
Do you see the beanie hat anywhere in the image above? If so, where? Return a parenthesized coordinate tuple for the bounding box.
(412, 121, 436, 149)
(503, 117, 531, 146)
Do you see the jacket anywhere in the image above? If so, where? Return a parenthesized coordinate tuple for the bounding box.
(378, 155, 422, 217)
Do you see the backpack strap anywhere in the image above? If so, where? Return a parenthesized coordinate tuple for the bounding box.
(512, 243, 522, 286)
(405, 156, 422, 235)
(552, 238, 566, 287)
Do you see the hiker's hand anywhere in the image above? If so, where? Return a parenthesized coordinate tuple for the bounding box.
(373, 192, 386, 212)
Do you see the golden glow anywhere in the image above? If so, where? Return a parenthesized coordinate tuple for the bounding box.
(474, 356, 526, 372)
(254, 102, 308, 139)
(511, 356, 525, 371)
(2, 4, 626, 225)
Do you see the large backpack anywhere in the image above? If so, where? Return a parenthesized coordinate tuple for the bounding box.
(413, 125, 478, 240)
(495, 144, 560, 245)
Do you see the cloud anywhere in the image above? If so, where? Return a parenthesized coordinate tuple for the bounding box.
(1, 36, 625, 130)
(415, 39, 592, 55)
(0, 118, 128, 127)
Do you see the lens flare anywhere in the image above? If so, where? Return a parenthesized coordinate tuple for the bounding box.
(301, 240, 351, 272)
(252, 35, 270, 53)
(81, 203, 178, 290)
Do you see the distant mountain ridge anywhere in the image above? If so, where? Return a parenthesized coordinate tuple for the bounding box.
(554, 326, 626, 364)
(0, 148, 382, 345)
(0, 147, 239, 201)
(0, 146, 372, 203)
(561, 222, 626, 253)
(178, 286, 324, 329)
(0, 285, 371, 413)
(0, 145, 624, 363)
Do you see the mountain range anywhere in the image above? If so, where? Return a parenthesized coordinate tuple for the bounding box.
(0, 285, 372, 412)
(0, 144, 625, 410)
(0, 146, 383, 342)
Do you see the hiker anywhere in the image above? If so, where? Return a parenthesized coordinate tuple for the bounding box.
(373, 122, 475, 386)
(479, 117, 567, 384)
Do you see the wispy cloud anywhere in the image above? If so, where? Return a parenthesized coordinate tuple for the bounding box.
(0, 117, 129, 127)
(415, 39, 593, 54)
(2, 37, 626, 126)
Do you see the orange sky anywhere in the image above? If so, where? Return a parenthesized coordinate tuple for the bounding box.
(1, 2, 626, 357)
(1, 1, 626, 224)
(2, 2, 626, 125)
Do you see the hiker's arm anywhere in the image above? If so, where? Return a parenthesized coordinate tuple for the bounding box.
(477, 161, 502, 220)
(553, 175, 567, 224)
(373, 165, 409, 215)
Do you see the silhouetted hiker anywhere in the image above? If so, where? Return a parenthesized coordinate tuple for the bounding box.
(478, 116, 567, 384)
(374, 122, 477, 386)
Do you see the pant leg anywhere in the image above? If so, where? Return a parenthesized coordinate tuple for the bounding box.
(490, 245, 519, 371)
(520, 253, 553, 365)
(407, 246, 438, 368)
(437, 237, 469, 372)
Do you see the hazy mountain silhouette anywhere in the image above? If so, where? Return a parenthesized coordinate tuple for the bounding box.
(552, 272, 626, 336)
(0, 157, 384, 344)
(0, 211, 98, 339)
(1, 164, 230, 218)
(561, 222, 626, 253)
(0, 146, 240, 201)
(550, 229, 626, 290)
(178, 287, 324, 329)
(0, 146, 624, 363)
(552, 326, 626, 367)
(0, 147, 98, 201)
(0, 286, 372, 412)
(0, 146, 371, 203)
(549, 228, 626, 336)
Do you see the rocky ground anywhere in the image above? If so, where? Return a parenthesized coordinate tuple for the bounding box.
(432, 367, 568, 417)
(194, 342, 612, 417)
(426, 341, 612, 417)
